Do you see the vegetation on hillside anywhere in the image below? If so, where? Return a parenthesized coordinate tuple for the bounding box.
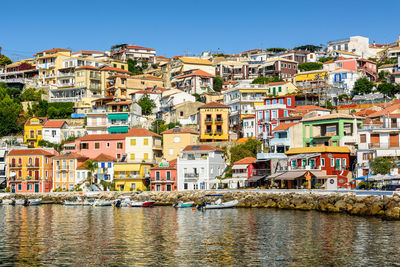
(293, 45, 321, 52)
(0, 55, 12, 66)
(298, 62, 323, 72)
(225, 139, 262, 177)
(0, 83, 24, 136)
(138, 94, 156, 115)
(213, 75, 223, 92)
(370, 158, 396, 175)
(252, 76, 283, 84)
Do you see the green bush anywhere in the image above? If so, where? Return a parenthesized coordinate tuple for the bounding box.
(5, 187, 10, 192)
(314, 183, 321, 189)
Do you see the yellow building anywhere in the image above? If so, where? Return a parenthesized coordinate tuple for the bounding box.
(199, 102, 230, 142)
(114, 162, 153, 191)
(34, 48, 72, 87)
(161, 127, 199, 161)
(106, 74, 164, 98)
(294, 70, 328, 88)
(24, 117, 48, 148)
(110, 60, 128, 71)
(7, 148, 56, 193)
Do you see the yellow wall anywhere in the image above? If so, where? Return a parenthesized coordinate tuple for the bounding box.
(110, 61, 128, 71)
(75, 68, 102, 97)
(37, 51, 72, 86)
(24, 118, 44, 148)
(295, 72, 327, 82)
(199, 107, 229, 141)
(125, 136, 162, 163)
(8, 155, 52, 180)
(114, 163, 152, 191)
(162, 133, 199, 161)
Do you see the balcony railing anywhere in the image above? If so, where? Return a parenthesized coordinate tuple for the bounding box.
(215, 118, 223, 123)
(58, 72, 74, 77)
(369, 143, 398, 149)
(26, 164, 40, 168)
(184, 173, 199, 178)
(205, 118, 213, 123)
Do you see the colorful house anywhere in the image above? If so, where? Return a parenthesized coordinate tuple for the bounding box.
(161, 127, 199, 161)
(150, 159, 177, 191)
(230, 157, 256, 188)
(24, 117, 48, 148)
(198, 102, 230, 142)
(7, 149, 57, 193)
(125, 128, 162, 163)
(93, 153, 116, 182)
(43, 120, 68, 144)
(113, 162, 152, 191)
(52, 153, 88, 191)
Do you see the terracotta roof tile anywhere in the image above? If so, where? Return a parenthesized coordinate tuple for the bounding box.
(302, 113, 362, 122)
(76, 65, 100, 70)
(161, 127, 199, 135)
(72, 50, 104, 55)
(353, 109, 377, 116)
(183, 145, 224, 152)
(126, 45, 155, 51)
(294, 105, 330, 111)
(233, 157, 256, 165)
(8, 149, 56, 156)
(43, 120, 66, 128)
(126, 128, 161, 138)
(101, 66, 131, 74)
(368, 104, 400, 118)
(77, 134, 126, 141)
(177, 69, 215, 79)
(53, 152, 87, 159)
(199, 102, 229, 109)
(272, 122, 298, 132)
(92, 153, 117, 162)
(35, 48, 71, 56)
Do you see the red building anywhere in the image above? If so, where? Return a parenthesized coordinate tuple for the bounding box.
(283, 147, 352, 189)
(150, 160, 177, 191)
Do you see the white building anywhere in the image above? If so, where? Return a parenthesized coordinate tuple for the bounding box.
(130, 90, 161, 114)
(328, 69, 360, 93)
(242, 115, 256, 138)
(160, 89, 196, 113)
(43, 120, 68, 144)
(0, 149, 6, 189)
(326, 36, 377, 59)
(177, 145, 227, 190)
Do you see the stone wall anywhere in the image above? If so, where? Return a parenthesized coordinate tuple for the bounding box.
(2, 191, 400, 220)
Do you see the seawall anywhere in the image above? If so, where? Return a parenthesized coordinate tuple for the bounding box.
(1, 191, 400, 220)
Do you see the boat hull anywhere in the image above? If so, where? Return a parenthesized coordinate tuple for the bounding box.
(204, 200, 239, 209)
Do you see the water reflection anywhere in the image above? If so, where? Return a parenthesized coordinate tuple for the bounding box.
(0, 206, 399, 266)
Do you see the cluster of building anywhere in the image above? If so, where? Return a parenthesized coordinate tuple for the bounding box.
(1, 34, 400, 192)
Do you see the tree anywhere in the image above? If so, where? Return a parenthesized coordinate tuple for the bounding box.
(138, 94, 156, 115)
(252, 76, 283, 84)
(84, 160, 98, 191)
(378, 70, 390, 82)
(352, 78, 374, 95)
(151, 119, 168, 134)
(318, 57, 334, 63)
(20, 88, 44, 101)
(293, 45, 321, 52)
(370, 158, 396, 175)
(377, 83, 397, 96)
(0, 87, 23, 136)
(298, 62, 323, 72)
(213, 75, 223, 92)
(0, 55, 12, 66)
(127, 59, 144, 75)
(266, 48, 287, 54)
(229, 139, 262, 165)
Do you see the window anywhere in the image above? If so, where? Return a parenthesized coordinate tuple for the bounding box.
(331, 158, 334, 167)
(131, 183, 136, 191)
(166, 184, 171, 191)
(156, 171, 160, 180)
(184, 183, 188, 190)
(18, 184, 22, 191)
(27, 184, 32, 191)
(284, 110, 288, 117)
(321, 158, 325, 167)
(166, 171, 171, 180)
(360, 134, 366, 143)
(291, 160, 297, 167)
(180, 111, 184, 117)
(144, 153, 148, 160)
(156, 185, 161, 191)
(106, 142, 110, 148)
(130, 139, 136, 146)
(266, 100, 270, 105)
(69, 172, 74, 179)
(144, 139, 148, 145)
(174, 137, 180, 143)
(95, 142, 100, 149)
(69, 160, 73, 168)
(81, 143, 89, 150)
(130, 154, 135, 160)
(279, 99, 283, 104)
(38, 130, 42, 135)
(342, 158, 346, 168)
(117, 142, 123, 149)
(287, 98, 291, 106)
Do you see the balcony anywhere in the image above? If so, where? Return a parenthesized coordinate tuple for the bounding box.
(37, 63, 56, 69)
(58, 72, 74, 77)
(205, 118, 213, 124)
(44, 74, 56, 79)
(184, 173, 199, 178)
(57, 82, 74, 88)
(9, 164, 23, 168)
(214, 130, 223, 135)
(26, 136, 37, 140)
(89, 76, 101, 80)
(26, 164, 40, 168)
(215, 118, 223, 124)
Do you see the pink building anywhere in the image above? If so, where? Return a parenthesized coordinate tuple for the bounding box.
(324, 57, 377, 81)
(150, 159, 177, 191)
(231, 157, 256, 188)
(70, 134, 126, 161)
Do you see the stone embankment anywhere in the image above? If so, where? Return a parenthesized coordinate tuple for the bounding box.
(2, 191, 400, 219)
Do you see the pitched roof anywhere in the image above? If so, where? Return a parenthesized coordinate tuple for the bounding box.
(285, 146, 351, 154)
(334, 50, 360, 56)
(183, 145, 224, 152)
(72, 50, 104, 55)
(35, 48, 71, 56)
(242, 115, 255, 119)
(93, 153, 117, 162)
(126, 45, 155, 51)
(233, 157, 256, 165)
(126, 128, 161, 138)
(76, 134, 126, 141)
(101, 66, 131, 74)
(294, 105, 330, 111)
(179, 57, 212, 65)
(368, 104, 400, 118)
(130, 90, 159, 95)
(24, 117, 48, 126)
(235, 137, 255, 143)
(105, 100, 133, 105)
(8, 149, 56, 156)
(76, 65, 100, 70)
(353, 109, 377, 116)
(199, 102, 229, 109)
(177, 69, 215, 79)
(268, 81, 287, 86)
(43, 120, 66, 128)
(53, 152, 87, 159)
(302, 113, 362, 122)
(272, 122, 298, 132)
(161, 127, 198, 135)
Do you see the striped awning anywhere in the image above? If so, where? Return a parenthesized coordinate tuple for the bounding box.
(114, 164, 140, 172)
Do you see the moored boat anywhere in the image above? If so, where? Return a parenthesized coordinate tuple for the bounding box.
(28, 198, 42, 206)
(15, 199, 29, 206)
(196, 195, 239, 210)
(2, 199, 15, 205)
(92, 199, 113, 206)
(129, 200, 155, 207)
(173, 201, 195, 208)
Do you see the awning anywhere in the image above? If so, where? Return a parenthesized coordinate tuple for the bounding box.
(247, 175, 265, 183)
(288, 153, 321, 161)
(275, 170, 329, 181)
(108, 113, 129, 120)
(266, 172, 284, 180)
(108, 126, 129, 133)
(114, 164, 140, 172)
(232, 164, 248, 170)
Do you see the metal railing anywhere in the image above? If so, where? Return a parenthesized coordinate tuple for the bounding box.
(184, 173, 199, 178)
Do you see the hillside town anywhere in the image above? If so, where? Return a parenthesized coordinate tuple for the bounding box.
(1, 34, 400, 193)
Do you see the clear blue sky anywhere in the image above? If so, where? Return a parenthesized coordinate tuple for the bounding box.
(1, 0, 399, 60)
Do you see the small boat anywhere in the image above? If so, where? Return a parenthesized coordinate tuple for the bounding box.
(92, 199, 113, 206)
(129, 200, 155, 207)
(15, 199, 29, 206)
(2, 199, 15, 205)
(28, 198, 42, 206)
(173, 201, 195, 208)
(196, 195, 239, 210)
(64, 197, 91, 206)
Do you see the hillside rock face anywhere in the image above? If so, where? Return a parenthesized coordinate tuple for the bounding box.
(1, 191, 400, 219)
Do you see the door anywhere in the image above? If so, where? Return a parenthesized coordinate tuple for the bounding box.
(371, 134, 380, 148)
(390, 134, 399, 148)
(11, 184, 15, 193)
(35, 158, 40, 167)
(34, 183, 39, 193)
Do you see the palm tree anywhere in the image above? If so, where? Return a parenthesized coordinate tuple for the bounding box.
(84, 160, 98, 191)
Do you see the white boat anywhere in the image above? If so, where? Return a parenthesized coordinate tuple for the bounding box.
(1, 199, 15, 205)
(173, 201, 195, 208)
(15, 199, 29, 206)
(196, 195, 239, 210)
(93, 199, 113, 206)
(28, 198, 42, 206)
(64, 197, 92, 206)
(129, 200, 155, 207)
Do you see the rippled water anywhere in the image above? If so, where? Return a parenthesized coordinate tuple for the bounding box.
(0, 206, 399, 266)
